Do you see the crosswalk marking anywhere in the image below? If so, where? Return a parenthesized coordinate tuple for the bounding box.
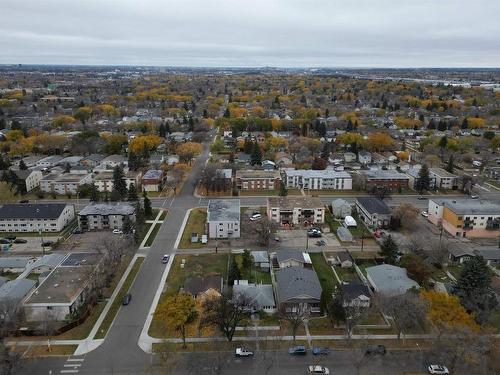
(60, 371, 79, 374)
(66, 358, 84, 362)
(64, 363, 82, 367)
(60, 355, 85, 374)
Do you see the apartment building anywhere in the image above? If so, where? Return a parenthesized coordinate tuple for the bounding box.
(267, 197, 325, 226)
(0, 203, 75, 232)
(78, 202, 136, 231)
(360, 170, 409, 190)
(40, 173, 92, 195)
(284, 170, 352, 190)
(428, 198, 500, 238)
(207, 199, 240, 239)
(429, 168, 459, 190)
(235, 170, 281, 190)
(93, 171, 142, 192)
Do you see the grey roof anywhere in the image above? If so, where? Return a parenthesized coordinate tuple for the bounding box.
(337, 227, 354, 242)
(142, 169, 163, 180)
(82, 154, 105, 163)
(285, 169, 351, 179)
(207, 199, 240, 222)
(366, 264, 420, 296)
(361, 170, 409, 180)
(429, 168, 458, 178)
(79, 202, 135, 216)
(100, 155, 126, 164)
(267, 196, 324, 210)
(340, 283, 371, 301)
(475, 249, 500, 261)
(356, 197, 391, 215)
(332, 198, 349, 208)
(0, 279, 36, 302)
(13, 169, 36, 180)
(276, 249, 308, 264)
(0, 276, 7, 287)
(0, 203, 69, 220)
(236, 170, 280, 179)
(29, 254, 65, 270)
(430, 198, 500, 215)
(0, 257, 31, 269)
(251, 251, 269, 264)
(448, 247, 475, 258)
(233, 283, 275, 308)
(183, 275, 223, 296)
(275, 266, 321, 303)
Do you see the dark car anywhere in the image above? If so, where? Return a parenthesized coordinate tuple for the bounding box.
(19, 200, 29, 204)
(0, 239, 11, 244)
(312, 347, 329, 356)
(42, 241, 53, 247)
(365, 345, 386, 356)
(73, 228, 83, 234)
(122, 293, 132, 305)
(5, 236, 16, 241)
(13, 239, 27, 244)
(288, 346, 307, 355)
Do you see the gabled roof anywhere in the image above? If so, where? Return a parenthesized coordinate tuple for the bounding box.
(183, 275, 223, 296)
(356, 197, 391, 215)
(233, 283, 275, 308)
(340, 283, 371, 301)
(366, 264, 419, 296)
(275, 266, 321, 303)
(0, 203, 69, 220)
(276, 249, 308, 264)
(251, 251, 269, 264)
(0, 257, 31, 269)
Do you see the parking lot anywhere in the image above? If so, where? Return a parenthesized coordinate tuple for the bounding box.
(275, 229, 340, 251)
(0, 235, 59, 254)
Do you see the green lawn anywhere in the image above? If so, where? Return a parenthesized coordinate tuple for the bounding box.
(446, 264, 463, 279)
(179, 208, 207, 249)
(234, 254, 272, 284)
(310, 253, 337, 299)
(144, 223, 161, 247)
(0, 272, 20, 280)
(159, 209, 168, 220)
(94, 257, 145, 339)
(356, 261, 378, 276)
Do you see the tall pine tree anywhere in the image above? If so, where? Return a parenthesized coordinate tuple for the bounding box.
(112, 166, 128, 197)
(416, 164, 431, 193)
(379, 235, 399, 264)
(143, 190, 152, 218)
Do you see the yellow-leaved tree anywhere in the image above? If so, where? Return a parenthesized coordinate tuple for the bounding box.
(157, 293, 197, 348)
(176, 142, 203, 163)
(128, 135, 161, 155)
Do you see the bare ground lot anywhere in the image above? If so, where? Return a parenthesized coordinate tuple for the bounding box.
(57, 231, 130, 253)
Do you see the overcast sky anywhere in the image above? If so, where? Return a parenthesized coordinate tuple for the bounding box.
(1, 0, 499, 67)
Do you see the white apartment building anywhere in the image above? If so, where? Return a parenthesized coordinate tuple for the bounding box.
(40, 173, 92, 195)
(207, 199, 240, 239)
(429, 168, 459, 190)
(284, 169, 352, 190)
(267, 197, 325, 226)
(0, 203, 75, 232)
(35, 155, 64, 168)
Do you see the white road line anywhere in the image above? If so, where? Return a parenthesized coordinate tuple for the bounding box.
(66, 358, 84, 362)
(60, 370, 79, 374)
(64, 364, 82, 367)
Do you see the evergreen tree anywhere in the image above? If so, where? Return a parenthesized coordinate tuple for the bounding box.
(122, 215, 134, 236)
(128, 152, 141, 171)
(135, 200, 145, 226)
(0, 155, 9, 170)
(19, 160, 27, 170)
(112, 165, 128, 197)
(228, 256, 241, 286)
(158, 123, 166, 138)
(241, 250, 253, 271)
(461, 118, 469, 129)
(454, 256, 497, 323)
(250, 142, 262, 166)
(103, 191, 109, 202)
(223, 107, 230, 118)
(110, 189, 121, 202)
(279, 180, 288, 197)
(445, 155, 454, 174)
(127, 183, 139, 201)
(64, 163, 71, 173)
(416, 164, 431, 193)
(188, 117, 195, 131)
(321, 142, 330, 159)
(143, 190, 152, 217)
(90, 184, 100, 202)
(243, 138, 253, 154)
(379, 235, 399, 264)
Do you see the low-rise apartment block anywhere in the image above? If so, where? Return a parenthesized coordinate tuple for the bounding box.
(93, 171, 142, 192)
(360, 170, 409, 190)
(78, 202, 136, 231)
(429, 168, 459, 190)
(267, 197, 325, 226)
(428, 198, 500, 238)
(40, 173, 92, 195)
(0, 203, 75, 232)
(207, 199, 240, 239)
(235, 170, 281, 190)
(284, 169, 352, 190)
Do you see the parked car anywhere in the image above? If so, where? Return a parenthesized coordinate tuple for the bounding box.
(113, 229, 123, 234)
(421, 211, 429, 218)
(122, 293, 132, 305)
(201, 235, 208, 244)
(308, 228, 322, 238)
(162, 254, 170, 264)
(428, 365, 450, 374)
(42, 241, 53, 247)
(5, 236, 16, 241)
(235, 348, 254, 357)
(365, 345, 386, 355)
(315, 240, 326, 246)
(250, 213, 262, 221)
(18, 200, 29, 203)
(13, 239, 27, 244)
(0, 239, 10, 244)
(470, 195, 479, 199)
(312, 347, 329, 356)
(288, 346, 307, 355)
(417, 195, 426, 200)
(73, 228, 83, 234)
(307, 365, 330, 374)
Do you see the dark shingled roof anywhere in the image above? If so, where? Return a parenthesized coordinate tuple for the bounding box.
(356, 197, 390, 215)
(0, 203, 68, 220)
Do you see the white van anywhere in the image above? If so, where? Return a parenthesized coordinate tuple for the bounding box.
(250, 213, 262, 221)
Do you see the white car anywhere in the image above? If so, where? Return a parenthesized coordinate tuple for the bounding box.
(308, 365, 330, 374)
(421, 211, 429, 218)
(235, 348, 254, 357)
(250, 213, 262, 221)
(112, 229, 123, 234)
(428, 365, 449, 374)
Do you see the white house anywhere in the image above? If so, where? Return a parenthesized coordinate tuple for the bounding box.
(207, 199, 240, 239)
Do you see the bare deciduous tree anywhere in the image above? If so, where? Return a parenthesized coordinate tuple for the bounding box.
(277, 303, 309, 342)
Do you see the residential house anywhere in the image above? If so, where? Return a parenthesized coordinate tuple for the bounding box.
(207, 199, 240, 239)
(97, 155, 128, 170)
(141, 170, 165, 192)
(235, 153, 251, 165)
(235, 170, 281, 191)
(357, 151, 372, 165)
(475, 248, 500, 266)
(355, 197, 391, 228)
(344, 152, 356, 163)
(23, 253, 102, 321)
(331, 198, 352, 219)
(36, 155, 64, 169)
(340, 283, 371, 308)
(428, 198, 500, 238)
(0, 257, 33, 273)
(337, 251, 353, 268)
(59, 156, 84, 167)
(448, 247, 475, 264)
(20, 155, 45, 168)
(233, 281, 276, 313)
(0, 203, 75, 232)
(40, 172, 92, 195)
(78, 202, 136, 231)
(275, 250, 312, 269)
(80, 154, 105, 168)
(183, 275, 223, 302)
(267, 197, 325, 226)
(262, 160, 276, 171)
(429, 168, 459, 190)
(365, 264, 420, 297)
(360, 170, 409, 191)
(275, 153, 293, 167)
(93, 170, 142, 192)
(251, 251, 270, 271)
(275, 266, 322, 313)
(284, 170, 352, 190)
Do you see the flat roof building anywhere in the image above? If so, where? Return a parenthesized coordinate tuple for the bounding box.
(207, 199, 240, 239)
